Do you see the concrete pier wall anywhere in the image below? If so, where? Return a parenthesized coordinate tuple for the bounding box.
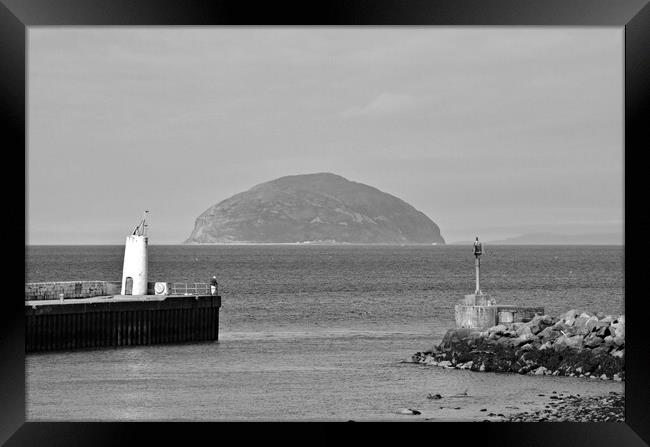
(455, 304, 545, 329)
(25, 295, 221, 353)
(24, 281, 177, 301)
(495, 306, 545, 325)
(25, 281, 122, 301)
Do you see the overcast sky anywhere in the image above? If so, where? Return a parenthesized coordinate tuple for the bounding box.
(27, 28, 623, 244)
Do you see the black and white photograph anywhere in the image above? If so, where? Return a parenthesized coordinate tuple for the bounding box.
(24, 25, 626, 423)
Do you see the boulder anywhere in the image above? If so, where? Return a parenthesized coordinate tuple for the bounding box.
(527, 315, 553, 335)
(397, 408, 421, 415)
(578, 316, 599, 334)
(533, 366, 548, 375)
(552, 321, 571, 334)
(554, 334, 583, 350)
(541, 315, 555, 325)
(553, 335, 567, 351)
(567, 335, 584, 349)
(595, 325, 612, 338)
(440, 329, 480, 350)
(496, 337, 515, 348)
(560, 309, 580, 326)
(613, 335, 625, 347)
(516, 325, 533, 337)
(538, 327, 561, 342)
(584, 335, 603, 348)
(573, 315, 590, 332)
(487, 324, 507, 334)
(610, 321, 625, 339)
(588, 319, 609, 333)
(591, 345, 609, 356)
(513, 333, 535, 346)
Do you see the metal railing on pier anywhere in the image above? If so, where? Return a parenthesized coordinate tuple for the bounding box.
(169, 282, 217, 296)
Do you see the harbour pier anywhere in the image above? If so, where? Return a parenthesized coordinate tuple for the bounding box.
(25, 283, 221, 353)
(25, 213, 222, 353)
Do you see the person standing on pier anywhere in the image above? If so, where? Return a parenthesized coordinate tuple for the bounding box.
(210, 276, 218, 296)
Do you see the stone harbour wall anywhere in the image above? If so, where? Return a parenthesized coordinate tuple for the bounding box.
(412, 309, 625, 381)
(25, 281, 122, 301)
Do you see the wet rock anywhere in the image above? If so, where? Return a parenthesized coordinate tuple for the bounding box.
(611, 348, 624, 358)
(504, 393, 624, 422)
(611, 321, 625, 339)
(538, 340, 553, 351)
(534, 366, 548, 375)
(397, 408, 421, 415)
(516, 325, 533, 337)
(586, 318, 608, 333)
(513, 333, 535, 346)
(552, 321, 571, 334)
(584, 334, 603, 348)
(560, 309, 580, 326)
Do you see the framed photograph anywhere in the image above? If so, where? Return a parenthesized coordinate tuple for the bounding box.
(3, 0, 649, 444)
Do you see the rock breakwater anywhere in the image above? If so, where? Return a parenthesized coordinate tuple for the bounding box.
(411, 310, 624, 380)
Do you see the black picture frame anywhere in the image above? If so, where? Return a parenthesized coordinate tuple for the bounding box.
(3, 0, 649, 445)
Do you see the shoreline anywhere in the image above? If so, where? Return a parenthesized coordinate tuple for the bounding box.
(403, 309, 625, 421)
(503, 391, 624, 422)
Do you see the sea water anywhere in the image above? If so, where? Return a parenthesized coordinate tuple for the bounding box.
(25, 245, 624, 421)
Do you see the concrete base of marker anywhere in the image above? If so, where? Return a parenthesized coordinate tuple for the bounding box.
(463, 293, 494, 306)
(455, 292, 544, 330)
(455, 303, 497, 329)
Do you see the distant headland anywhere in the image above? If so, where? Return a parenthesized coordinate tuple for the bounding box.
(185, 173, 445, 245)
(448, 232, 622, 245)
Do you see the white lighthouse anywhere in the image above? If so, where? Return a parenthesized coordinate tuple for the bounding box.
(121, 211, 149, 296)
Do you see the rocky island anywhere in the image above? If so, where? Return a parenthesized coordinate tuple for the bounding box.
(185, 173, 445, 244)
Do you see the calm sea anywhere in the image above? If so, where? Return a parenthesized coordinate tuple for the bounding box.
(25, 245, 624, 421)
